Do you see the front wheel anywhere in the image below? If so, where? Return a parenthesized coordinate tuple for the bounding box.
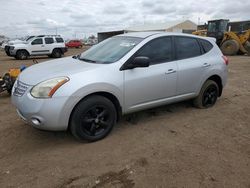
(193, 80, 219, 109)
(16, 50, 28, 60)
(70, 95, 117, 142)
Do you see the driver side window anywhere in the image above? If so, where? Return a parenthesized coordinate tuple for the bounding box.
(31, 38, 43, 45)
(135, 37, 173, 65)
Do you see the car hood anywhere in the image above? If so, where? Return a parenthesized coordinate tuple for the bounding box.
(18, 56, 103, 85)
(8, 39, 23, 44)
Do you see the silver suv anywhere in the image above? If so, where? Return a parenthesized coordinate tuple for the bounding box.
(12, 32, 228, 141)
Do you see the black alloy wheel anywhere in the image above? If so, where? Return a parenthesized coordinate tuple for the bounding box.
(70, 95, 117, 142)
(81, 105, 112, 137)
(202, 85, 218, 107)
(193, 80, 219, 109)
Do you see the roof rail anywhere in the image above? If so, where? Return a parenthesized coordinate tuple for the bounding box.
(37, 35, 62, 37)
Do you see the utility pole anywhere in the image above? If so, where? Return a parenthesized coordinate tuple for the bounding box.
(198, 17, 200, 26)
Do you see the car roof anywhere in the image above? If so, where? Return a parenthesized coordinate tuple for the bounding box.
(117, 31, 216, 43)
(118, 32, 163, 38)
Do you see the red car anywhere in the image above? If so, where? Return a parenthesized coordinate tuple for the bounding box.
(66, 40, 82, 48)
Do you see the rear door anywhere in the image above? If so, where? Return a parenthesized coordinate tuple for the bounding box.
(174, 36, 212, 95)
(44, 37, 55, 54)
(124, 36, 177, 111)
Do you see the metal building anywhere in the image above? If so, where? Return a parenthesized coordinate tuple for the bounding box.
(98, 20, 197, 42)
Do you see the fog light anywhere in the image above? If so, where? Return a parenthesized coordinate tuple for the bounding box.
(31, 118, 41, 126)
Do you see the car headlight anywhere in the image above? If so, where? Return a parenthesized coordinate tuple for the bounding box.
(30, 77, 69, 98)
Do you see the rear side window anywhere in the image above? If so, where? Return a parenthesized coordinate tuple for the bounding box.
(199, 39, 213, 53)
(56, 38, 64, 43)
(136, 37, 172, 64)
(175, 37, 201, 60)
(45, 38, 54, 44)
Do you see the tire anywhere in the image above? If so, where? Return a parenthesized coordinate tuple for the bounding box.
(220, 39, 239, 56)
(193, 80, 219, 109)
(51, 49, 62, 58)
(70, 95, 117, 142)
(16, 50, 28, 60)
(243, 41, 250, 56)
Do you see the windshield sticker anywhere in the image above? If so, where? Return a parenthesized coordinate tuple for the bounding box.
(120, 42, 136, 47)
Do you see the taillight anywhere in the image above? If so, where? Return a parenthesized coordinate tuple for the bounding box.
(222, 55, 229, 65)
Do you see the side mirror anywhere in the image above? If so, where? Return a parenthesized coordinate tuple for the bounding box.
(125, 56, 150, 70)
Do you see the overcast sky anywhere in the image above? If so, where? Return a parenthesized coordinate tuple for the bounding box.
(0, 0, 249, 39)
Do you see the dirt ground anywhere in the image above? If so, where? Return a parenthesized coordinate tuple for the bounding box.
(0, 48, 249, 188)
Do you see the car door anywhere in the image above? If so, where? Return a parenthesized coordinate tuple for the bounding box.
(123, 36, 177, 112)
(44, 37, 54, 54)
(174, 36, 210, 95)
(30, 38, 46, 55)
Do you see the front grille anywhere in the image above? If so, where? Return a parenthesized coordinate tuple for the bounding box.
(13, 80, 30, 97)
(4, 45, 10, 55)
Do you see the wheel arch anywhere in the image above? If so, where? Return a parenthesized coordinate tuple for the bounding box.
(68, 91, 122, 130)
(16, 49, 30, 56)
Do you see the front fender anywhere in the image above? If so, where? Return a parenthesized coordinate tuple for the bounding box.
(57, 82, 123, 130)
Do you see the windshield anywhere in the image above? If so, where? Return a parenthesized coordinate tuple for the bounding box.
(79, 36, 143, 64)
(208, 22, 216, 32)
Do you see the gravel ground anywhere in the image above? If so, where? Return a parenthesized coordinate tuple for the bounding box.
(0, 48, 249, 188)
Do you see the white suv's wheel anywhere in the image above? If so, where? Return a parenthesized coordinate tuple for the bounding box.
(16, 50, 28, 60)
(52, 49, 62, 58)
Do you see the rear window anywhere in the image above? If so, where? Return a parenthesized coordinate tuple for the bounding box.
(56, 38, 64, 43)
(175, 37, 201, 60)
(199, 39, 213, 53)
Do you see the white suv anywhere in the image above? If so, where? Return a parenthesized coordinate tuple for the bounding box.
(5, 35, 67, 60)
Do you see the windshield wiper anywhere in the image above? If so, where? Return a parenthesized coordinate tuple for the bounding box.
(79, 58, 97, 63)
(72, 54, 80, 59)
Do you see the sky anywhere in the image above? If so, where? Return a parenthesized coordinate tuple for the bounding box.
(0, 0, 249, 39)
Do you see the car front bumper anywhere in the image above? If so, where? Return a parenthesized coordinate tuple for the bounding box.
(4, 45, 16, 56)
(11, 81, 71, 131)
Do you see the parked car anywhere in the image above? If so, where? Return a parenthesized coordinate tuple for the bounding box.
(5, 35, 67, 60)
(66, 40, 82, 48)
(12, 32, 228, 142)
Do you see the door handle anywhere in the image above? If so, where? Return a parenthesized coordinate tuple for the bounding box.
(165, 69, 176, 74)
(41, 45, 45, 47)
(203, 63, 211, 67)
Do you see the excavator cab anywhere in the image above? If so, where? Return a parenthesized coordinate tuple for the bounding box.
(207, 19, 229, 44)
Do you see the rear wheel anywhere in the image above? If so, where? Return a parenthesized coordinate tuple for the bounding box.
(52, 49, 62, 58)
(193, 80, 219, 109)
(220, 39, 239, 55)
(70, 95, 117, 142)
(243, 41, 250, 56)
(16, 50, 28, 60)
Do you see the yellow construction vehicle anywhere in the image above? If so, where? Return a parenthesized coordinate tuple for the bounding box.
(193, 19, 250, 55)
(0, 66, 26, 94)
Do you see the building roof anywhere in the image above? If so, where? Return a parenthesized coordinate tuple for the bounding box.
(125, 20, 196, 32)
